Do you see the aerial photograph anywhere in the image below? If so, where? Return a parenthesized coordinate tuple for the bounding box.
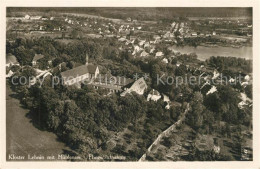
(6, 7, 253, 161)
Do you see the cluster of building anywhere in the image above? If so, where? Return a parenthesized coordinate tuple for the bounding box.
(10, 14, 54, 21)
(63, 16, 143, 36)
(59, 54, 149, 97)
(6, 51, 177, 110)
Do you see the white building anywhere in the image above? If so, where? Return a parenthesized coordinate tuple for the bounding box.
(147, 89, 161, 102)
(212, 70, 220, 80)
(6, 70, 14, 78)
(6, 54, 19, 67)
(206, 85, 217, 95)
(155, 51, 164, 57)
(121, 77, 147, 97)
(244, 75, 250, 81)
(24, 14, 30, 20)
(140, 51, 149, 57)
(162, 58, 169, 64)
(163, 94, 171, 109)
(30, 16, 42, 20)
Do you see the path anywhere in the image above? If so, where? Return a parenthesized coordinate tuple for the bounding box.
(139, 103, 190, 161)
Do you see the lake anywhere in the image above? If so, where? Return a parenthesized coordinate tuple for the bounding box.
(170, 45, 253, 61)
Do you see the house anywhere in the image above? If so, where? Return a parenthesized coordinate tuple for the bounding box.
(61, 54, 99, 87)
(229, 78, 235, 83)
(206, 85, 217, 95)
(213, 145, 220, 153)
(144, 42, 150, 49)
(30, 16, 42, 20)
(150, 48, 155, 54)
(6, 53, 19, 67)
(212, 70, 220, 80)
(140, 51, 149, 57)
(28, 71, 53, 86)
(147, 89, 161, 102)
(162, 94, 171, 109)
(162, 58, 169, 64)
(118, 37, 127, 42)
(24, 14, 30, 20)
(120, 77, 148, 96)
(48, 60, 52, 65)
(176, 61, 182, 67)
(244, 75, 250, 81)
(6, 70, 14, 78)
(132, 45, 142, 55)
(171, 22, 176, 28)
(191, 32, 198, 37)
(138, 40, 146, 47)
(238, 92, 252, 109)
(155, 51, 164, 57)
(32, 54, 44, 66)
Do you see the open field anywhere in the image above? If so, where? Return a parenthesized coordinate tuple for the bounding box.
(6, 84, 72, 161)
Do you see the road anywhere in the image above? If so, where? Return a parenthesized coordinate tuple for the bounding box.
(6, 84, 71, 161)
(139, 103, 190, 161)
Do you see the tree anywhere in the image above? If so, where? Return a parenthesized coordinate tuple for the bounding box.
(186, 92, 205, 131)
(161, 137, 172, 147)
(70, 29, 81, 39)
(244, 84, 252, 99)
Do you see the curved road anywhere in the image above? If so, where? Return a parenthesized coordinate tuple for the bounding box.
(6, 84, 71, 161)
(139, 103, 190, 161)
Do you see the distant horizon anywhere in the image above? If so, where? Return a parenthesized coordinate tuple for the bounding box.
(7, 7, 252, 20)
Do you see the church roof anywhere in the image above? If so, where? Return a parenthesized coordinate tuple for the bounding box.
(61, 64, 98, 79)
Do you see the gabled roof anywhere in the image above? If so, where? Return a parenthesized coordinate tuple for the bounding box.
(120, 77, 147, 96)
(32, 54, 45, 62)
(61, 64, 98, 79)
(6, 53, 19, 64)
(130, 77, 147, 90)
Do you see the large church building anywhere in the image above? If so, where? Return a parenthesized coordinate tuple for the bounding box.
(61, 54, 99, 86)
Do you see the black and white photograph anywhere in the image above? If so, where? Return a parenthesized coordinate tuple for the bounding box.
(1, 1, 259, 167)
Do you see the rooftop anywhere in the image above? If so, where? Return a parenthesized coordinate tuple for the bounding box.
(32, 54, 45, 62)
(6, 53, 19, 64)
(61, 64, 98, 79)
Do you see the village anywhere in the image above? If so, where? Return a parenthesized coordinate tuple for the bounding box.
(6, 8, 253, 161)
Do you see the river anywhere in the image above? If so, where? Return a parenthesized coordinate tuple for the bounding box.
(170, 45, 252, 61)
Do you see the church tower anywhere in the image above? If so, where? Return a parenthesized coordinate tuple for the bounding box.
(85, 53, 89, 65)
